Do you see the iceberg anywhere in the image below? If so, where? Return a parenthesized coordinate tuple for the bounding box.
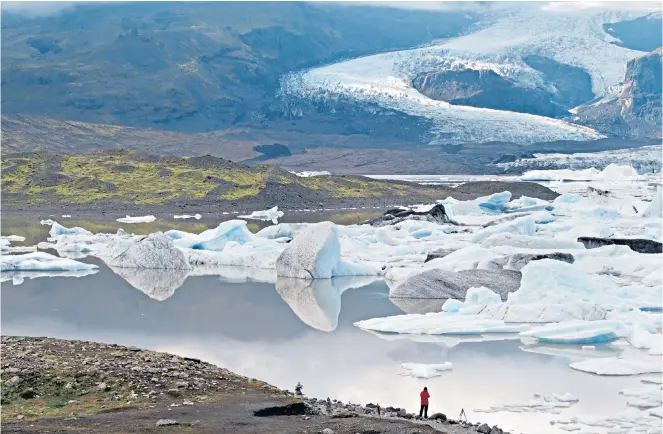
(172, 220, 254, 251)
(239, 206, 284, 224)
(390, 268, 521, 300)
(116, 215, 156, 223)
(256, 223, 307, 240)
(570, 358, 663, 376)
(49, 222, 93, 237)
(354, 313, 529, 335)
(470, 215, 536, 243)
(400, 362, 453, 378)
(276, 222, 378, 279)
(440, 191, 512, 216)
(173, 214, 202, 220)
(627, 324, 663, 355)
(1, 235, 25, 242)
(480, 233, 583, 249)
(103, 233, 191, 270)
(1, 252, 98, 272)
(620, 385, 663, 409)
(642, 185, 662, 218)
(0, 269, 98, 285)
(519, 321, 623, 345)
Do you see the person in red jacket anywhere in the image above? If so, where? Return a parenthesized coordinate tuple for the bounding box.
(419, 387, 430, 418)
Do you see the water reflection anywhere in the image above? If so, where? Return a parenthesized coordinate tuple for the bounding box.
(0, 268, 646, 434)
(108, 266, 189, 301)
(275, 276, 378, 332)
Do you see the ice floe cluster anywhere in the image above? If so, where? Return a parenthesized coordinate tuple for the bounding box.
(1, 164, 661, 432)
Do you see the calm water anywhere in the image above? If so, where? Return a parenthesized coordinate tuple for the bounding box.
(0, 216, 652, 434)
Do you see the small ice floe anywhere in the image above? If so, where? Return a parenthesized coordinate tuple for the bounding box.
(627, 323, 663, 355)
(0, 269, 98, 285)
(553, 407, 661, 432)
(400, 362, 452, 378)
(354, 313, 528, 335)
(61, 215, 71, 218)
(519, 321, 623, 345)
(239, 206, 284, 224)
(475, 392, 579, 415)
(40, 219, 55, 226)
(1, 235, 25, 242)
(569, 357, 663, 376)
(0, 252, 98, 272)
(173, 214, 202, 220)
(620, 384, 663, 409)
(116, 215, 156, 223)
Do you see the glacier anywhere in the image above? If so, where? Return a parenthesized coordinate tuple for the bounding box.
(278, 4, 654, 144)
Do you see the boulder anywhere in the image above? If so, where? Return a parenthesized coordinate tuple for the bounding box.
(503, 252, 575, 271)
(390, 269, 522, 300)
(577, 237, 662, 254)
(430, 412, 447, 421)
(363, 204, 451, 227)
(477, 423, 491, 433)
(104, 233, 192, 269)
(424, 248, 458, 263)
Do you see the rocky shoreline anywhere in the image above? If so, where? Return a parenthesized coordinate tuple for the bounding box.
(1, 336, 514, 434)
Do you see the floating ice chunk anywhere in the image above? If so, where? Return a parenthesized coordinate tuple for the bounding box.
(49, 222, 92, 237)
(400, 362, 452, 378)
(103, 233, 191, 270)
(553, 193, 583, 205)
(440, 192, 512, 216)
(484, 303, 608, 323)
(519, 321, 622, 345)
(40, 219, 55, 226)
(173, 214, 202, 220)
(0, 252, 98, 272)
(477, 191, 513, 214)
(354, 312, 528, 335)
(570, 357, 663, 376)
(620, 385, 663, 408)
(116, 215, 156, 223)
(239, 206, 284, 224)
(425, 245, 503, 272)
(475, 392, 578, 414)
(0, 269, 98, 285)
(533, 211, 555, 224)
(582, 345, 595, 351)
(1, 235, 25, 242)
(471, 216, 536, 243)
(276, 222, 378, 279)
(627, 324, 663, 355)
(1, 245, 38, 253)
(173, 220, 254, 251)
(642, 185, 662, 218)
(61, 214, 71, 218)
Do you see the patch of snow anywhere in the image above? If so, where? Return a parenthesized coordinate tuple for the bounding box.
(291, 171, 332, 177)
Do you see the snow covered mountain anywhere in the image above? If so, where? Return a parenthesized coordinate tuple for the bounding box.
(279, 3, 661, 145)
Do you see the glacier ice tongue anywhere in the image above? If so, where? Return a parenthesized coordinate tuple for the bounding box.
(400, 362, 452, 378)
(0, 252, 98, 272)
(239, 206, 284, 224)
(116, 215, 156, 223)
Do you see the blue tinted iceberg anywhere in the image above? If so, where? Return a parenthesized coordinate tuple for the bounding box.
(172, 220, 254, 251)
(1, 252, 98, 272)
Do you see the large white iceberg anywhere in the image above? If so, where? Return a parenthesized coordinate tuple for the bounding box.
(102, 233, 191, 270)
(276, 222, 379, 279)
(117, 215, 156, 223)
(1, 252, 98, 272)
(239, 206, 284, 224)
